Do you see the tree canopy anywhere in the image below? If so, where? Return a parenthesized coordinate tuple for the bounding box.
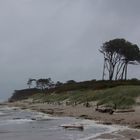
(100, 38, 140, 80)
(36, 78, 54, 90)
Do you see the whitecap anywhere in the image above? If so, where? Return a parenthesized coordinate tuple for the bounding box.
(78, 123, 127, 140)
(0, 118, 34, 126)
(62, 119, 127, 140)
(0, 106, 19, 111)
(32, 112, 58, 121)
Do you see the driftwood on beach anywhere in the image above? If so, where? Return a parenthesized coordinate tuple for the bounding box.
(115, 109, 135, 113)
(60, 124, 84, 130)
(95, 107, 114, 114)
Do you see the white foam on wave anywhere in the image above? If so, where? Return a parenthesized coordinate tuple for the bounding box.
(68, 119, 128, 140)
(34, 112, 58, 120)
(78, 126, 121, 140)
(0, 119, 34, 126)
(25, 109, 59, 120)
(0, 106, 19, 111)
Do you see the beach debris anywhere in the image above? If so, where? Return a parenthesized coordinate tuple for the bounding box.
(115, 109, 135, 113)
(60, 124, 84, 131)
(130, 138, 136, 140)
(95, 107, 114, 114)
(31, 118, 36, 121)
(13, 117, 22, 120)
(102, 122, 112, 125)
(83, 102, 91, 107)
(132, 124, 140, 129)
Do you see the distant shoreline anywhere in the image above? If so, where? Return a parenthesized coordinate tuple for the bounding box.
(5, 101, 140, 127)
(4, 100, 140, 139)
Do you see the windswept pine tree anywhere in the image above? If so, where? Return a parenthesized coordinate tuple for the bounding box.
(27, 78, 36, 88)
(36, 78, 54, 91)
(100, 38, 140, 80)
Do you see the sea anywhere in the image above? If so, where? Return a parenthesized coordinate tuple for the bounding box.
(0, 105, 124, 140)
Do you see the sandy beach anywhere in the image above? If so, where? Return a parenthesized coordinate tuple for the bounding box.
(5, 101, 140, 140)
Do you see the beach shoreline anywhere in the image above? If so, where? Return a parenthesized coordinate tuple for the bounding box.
(4, 101, 140, 140)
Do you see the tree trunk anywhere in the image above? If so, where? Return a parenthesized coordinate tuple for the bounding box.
(120, 64, 126, 80)
(124, 63, 128, 80)
(102, 59, 105, 80)
(109, 64, 114, 81)
(115, 62, 125, 80)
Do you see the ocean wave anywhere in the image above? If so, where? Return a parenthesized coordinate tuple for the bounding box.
(60, 119, 127, 140)
(33, 112, 58, 121)
(78, 122, 127, 140)
(0, 111, 5, 115)
(0, 106, 19, 111)
(0, 118, 34, 125)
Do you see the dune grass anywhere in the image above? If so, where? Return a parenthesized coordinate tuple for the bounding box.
(31, 86, 140, 109)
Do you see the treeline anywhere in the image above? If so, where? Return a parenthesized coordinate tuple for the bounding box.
(9, 79, 140, 102)
(9, 88, 40, 102)
(9, 38, 140, 102)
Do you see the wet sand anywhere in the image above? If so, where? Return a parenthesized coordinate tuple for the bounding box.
(6, 101, 140, 139)
(94, 129, 140, 140)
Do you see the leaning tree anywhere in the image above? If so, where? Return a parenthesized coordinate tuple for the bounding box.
(36, 78, 54, 91)
(100, 38, 140, 80)
(27, 78, 36, 88)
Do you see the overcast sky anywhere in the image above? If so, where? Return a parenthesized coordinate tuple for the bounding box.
(0, 0, 140, 101)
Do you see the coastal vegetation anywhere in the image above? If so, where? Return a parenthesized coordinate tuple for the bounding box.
(9, 80, 140, 109)
(31, 85, 140, 109)
(9, 38, 140, 110)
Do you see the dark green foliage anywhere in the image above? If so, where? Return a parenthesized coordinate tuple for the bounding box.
(9, 88, 40, 102)
(66, 80, 76, 84)
(36, 78, 54, 90)
(27, 78, 36, 88)
(51, 79, 140, 93)
(100, 38, 140, 80)
(55, 81, 63, 87)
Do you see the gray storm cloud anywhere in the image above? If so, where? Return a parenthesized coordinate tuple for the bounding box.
(0, 0, 140, 100)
